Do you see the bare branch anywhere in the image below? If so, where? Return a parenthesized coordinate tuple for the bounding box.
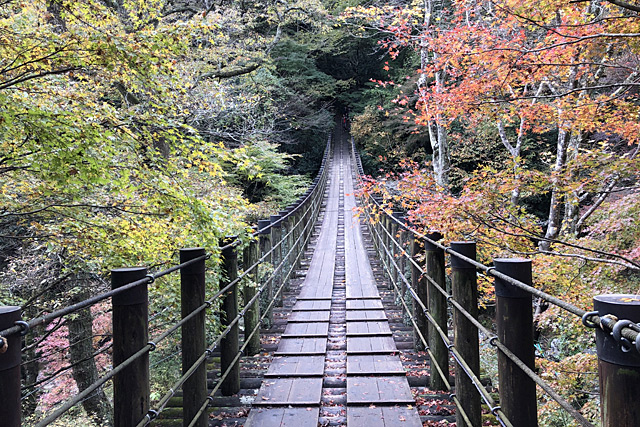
(603, 0, 640, 13)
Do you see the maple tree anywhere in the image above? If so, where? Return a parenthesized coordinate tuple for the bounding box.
(344, 0, 640, 422)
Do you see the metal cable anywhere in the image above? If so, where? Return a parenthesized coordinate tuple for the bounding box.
(364, 205, 512, 427)
(185, 269, 292, 426)
(185, 149, 334, 426)
(35, 344, 153, 427)
(355, 147, 592, 427)
(137, 147, 330, 426)
(0, 254, 209, 338)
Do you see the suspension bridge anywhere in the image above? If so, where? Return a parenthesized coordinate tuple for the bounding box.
(1, 125, 640, 426)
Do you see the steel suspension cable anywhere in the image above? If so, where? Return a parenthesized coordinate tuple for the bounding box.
(359, 177, 593, 427)
(363, 204, 511, 427)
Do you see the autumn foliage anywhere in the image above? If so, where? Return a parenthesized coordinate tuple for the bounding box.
(345, 0, 640, 423)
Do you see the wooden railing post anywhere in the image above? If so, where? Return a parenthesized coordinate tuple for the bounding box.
(411, 235, 427, 351)
(180, 248, 207, 427)
(390, 213, 401, 290)
(303, 190, 313, 249)
(244, 236, 261, 356)
(384, 215, 393, 289)
(399, 216, 412, 327)
(593, 295, 640, 427)
(494, 258, 537, 427)
(290, 208, 301, 273)
(0, 306, 22, 427)
(270, 215, 283, 307)
(425, 232, 448, 391)
(279, 208, 292, 285)
(111, 267, 149, 427)
(451, 242, 481, 427)
(258, 219, 273, 327)
(220, 238, 240, 395)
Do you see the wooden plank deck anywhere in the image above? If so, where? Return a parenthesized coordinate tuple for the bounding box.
(245, 136, 421, 427)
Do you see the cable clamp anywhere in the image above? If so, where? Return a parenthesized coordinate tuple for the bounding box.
(485, 266, 496, 275)
(0, 336, 8, 354)
(489, 336, 499, 347)
(581, 311, 599, 329)
(204, 300, 212, 308)
(448, 393, 456, 400)
(613, 320, 640, 353)
(205, 253, 212, 260)
(446, 342, 454, 350)
(207, 396, 214, 403)
(147, 341, 157, 352)
(15, 320, 30, 336)
(147, 410, 158, 421)
(145, 274, 156, 284)
(490, 405, 502, 416)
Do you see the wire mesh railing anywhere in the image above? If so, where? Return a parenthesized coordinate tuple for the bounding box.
(0, 136, 332, 427)
(349, 136, 640, 427)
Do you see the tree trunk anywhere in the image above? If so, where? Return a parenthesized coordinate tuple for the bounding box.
(562, 132, 582, 235)
(539, 129, 570, 251)
(418, 0, 450, 189)
(21, 331, 41, 417)
(67, 278, 113, 426)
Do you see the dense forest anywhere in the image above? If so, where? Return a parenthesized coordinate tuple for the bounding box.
(1, 0, 639, 425)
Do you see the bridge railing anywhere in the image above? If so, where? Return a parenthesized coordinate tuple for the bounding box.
(0, 136, 332, 427)
(349, 137, 640, 427)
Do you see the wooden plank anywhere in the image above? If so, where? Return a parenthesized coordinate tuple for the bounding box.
(282, 322, 329, 337)
(254, 378, 323, 405)
(288, 310, 330, 322)
(346, 321, 392, 336)
(347, 406, 422, 427)
(346, 285, 380, 299)
(275, 338, 327, 355)
(266, 356, 325, 377)
(293, 300, 331, 311)
(346, 377, 414, 404)
(346, 299, 384, 310)
(347, 336, 397, 354)
(346, 310, 387, 321)
(245, 407, 320, 427)
(298, 286, 333, 299)
(347, 355, 405, 376)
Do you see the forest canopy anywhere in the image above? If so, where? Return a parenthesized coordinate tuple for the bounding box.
(1, 0, 640, 425)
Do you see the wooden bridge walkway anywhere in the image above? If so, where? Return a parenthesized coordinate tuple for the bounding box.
(244, 136, 422, 426)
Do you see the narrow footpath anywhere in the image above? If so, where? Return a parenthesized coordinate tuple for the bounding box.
(244, 132, 422, 426)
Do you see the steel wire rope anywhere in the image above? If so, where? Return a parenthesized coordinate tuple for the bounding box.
(362, 201, 508, 427)
(184, 265, 294, 427)
(183, 151, 333, 427)
(365, 194, 596, 425)
(3, 140, 334, 340)
(137, 170, 328, 426)
(353, 147, 593, 427)
(237, 176, 325, 285)
(252, 138, 332, 236)
(349, 143, 514, 426)
(206, 183, 324, 308)
(369, 229, 475, 427)
(32, 297, 211, 425)
(34, 343, 152, 427)
(0, 254, 209, 339)
(214, 153, 330, 298)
